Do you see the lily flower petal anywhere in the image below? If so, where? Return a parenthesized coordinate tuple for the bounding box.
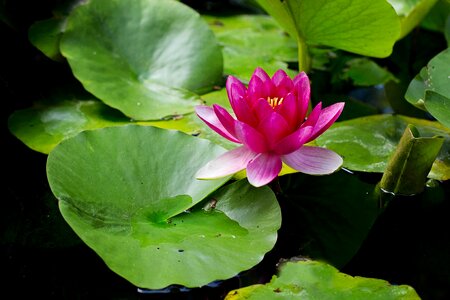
(195, 105, 240, 143)
(246, 153, 283, 187)
(213, 104, 237, 137)
(253, 98, 276, 123)
(227, 87, 258, 126)
(309, 102, 345, 141)
(248, 75, 271, 105)
(272, 69, 293, 96)
(235, 120, 268, 153)
(294, 72, 311, 122)
(226, 76, 246, 103)
(282, 146, 343, 175)
(275, 93, 297, 129)
(196, 146, 257, 179)
(302, 102, 322, 128)
(273, 125, 313, 155)
(252, 67, 272, 83)
(257, 112, 290, 149)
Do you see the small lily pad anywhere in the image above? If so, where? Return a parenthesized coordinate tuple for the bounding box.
(225, 260, 421, 299)
(46, 125, 281, 288)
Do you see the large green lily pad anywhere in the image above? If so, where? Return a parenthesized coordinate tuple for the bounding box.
(225, 260, 421, 299)
(60, 0, 223, 120)
(46, 125, 281, 288)
(316, 115, 450, 180)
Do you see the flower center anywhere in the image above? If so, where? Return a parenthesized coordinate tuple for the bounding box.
(267, 97, 284, 108)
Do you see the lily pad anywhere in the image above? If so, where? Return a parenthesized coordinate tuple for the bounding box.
(387, 0, 439, 38)
(225, 260, 421, 299)
(8, 97, 237, 154)
(203, 14, 298, 81)
(405, 48, 450, 115)
(424, 90, 450, 129)
(60, 0, 223, 120)
(46, 126, 281, 288)
(316, 114, 450, 180)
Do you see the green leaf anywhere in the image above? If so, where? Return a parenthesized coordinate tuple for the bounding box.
(279, 171, 380, 268)
(203, 14, 298, 82)
(28, 17, 65, 61)
(424, 90, 450, 128)
(380, 124, 444, 195)
(60, 0, 223, 120)
(315, 114, 450, 181)
(46, 126, 281, 288)
(342, 58, 398, 86)
(420, 0, 450, 33)
(8, 97, 237, 154)
(405, 49, 450, 119)
(225, 260, 421, 300)
(256, 0, 401, 61)
(387, 0, 439, 38)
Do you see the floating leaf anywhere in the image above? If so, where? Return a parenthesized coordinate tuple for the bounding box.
(203, 14, 297, 81)
(316, 115, 450, 180)
(225, 260, 421, 300)
(47, 126, 281, 288)
(8, 96, 237, 154)
(387, 0, 439, 38)
(60, 0, 223, 120)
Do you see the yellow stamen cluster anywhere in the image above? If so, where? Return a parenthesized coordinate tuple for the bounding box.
(267, 97, 284, 108)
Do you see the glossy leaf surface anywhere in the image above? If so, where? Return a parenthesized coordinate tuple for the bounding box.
(47, 126, 281, 288)
(60, 0, 223, 120)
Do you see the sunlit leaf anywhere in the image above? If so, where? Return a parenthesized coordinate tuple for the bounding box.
(60, 0, 223, 120)
(256, 0, 400, 58)
(47, 126, 280, 288)
(387, 0, 439, 38)
(225, 260, 421, 300)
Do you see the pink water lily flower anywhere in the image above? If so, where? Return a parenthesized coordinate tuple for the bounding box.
(195, 67, 345, 187)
